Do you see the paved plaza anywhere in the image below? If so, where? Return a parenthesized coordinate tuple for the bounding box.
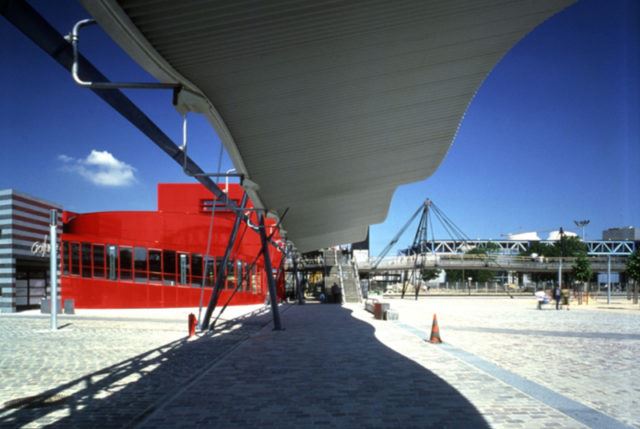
(0, 297, 638, 428)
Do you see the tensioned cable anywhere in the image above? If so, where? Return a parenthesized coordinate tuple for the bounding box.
(197, 117, 225, 325)
(428, 206, 436, 255)
(430, 202, 513, 297)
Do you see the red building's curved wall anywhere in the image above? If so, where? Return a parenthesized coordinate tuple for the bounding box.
(60, 184, 283, 308)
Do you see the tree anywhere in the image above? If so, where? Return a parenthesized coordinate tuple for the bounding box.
(573, 253, 592, 283)
(520, 241, 554, 257)
(572, 252, 592, 300)
(421, 268, 440, 282)
(627, 249, 640, 304)
(445, 246, 498, 283)
(520, 237, 587, 258)
(553, 235, 588, 257)
(627, 249, 640, 284)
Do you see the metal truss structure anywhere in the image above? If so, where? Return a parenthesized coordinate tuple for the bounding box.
(419, 240, 636, 256)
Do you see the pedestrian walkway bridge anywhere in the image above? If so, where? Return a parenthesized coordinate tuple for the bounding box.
(410, 239, 635, 256)
(358, 254, 629, 273)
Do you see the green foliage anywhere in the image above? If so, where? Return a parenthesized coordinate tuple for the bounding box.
(446, 245, 499, 283)
(627, 249, 640, 284)
(553, 236, 587, 257)
(445, 269, 495, 283)
(520, 236, 587, 257)
(520, 241, 554, 257)
(420, 268, 440, 282)
(478, 241, 501, 252)
(572, 253, 593, 283)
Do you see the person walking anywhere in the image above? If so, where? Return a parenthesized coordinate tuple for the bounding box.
(553, 285, 561, 310)
(561, 287, 570, 310)
(331, 282, 341, 304)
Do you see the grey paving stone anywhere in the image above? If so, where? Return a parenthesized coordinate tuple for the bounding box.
(2, 298, 637, 428)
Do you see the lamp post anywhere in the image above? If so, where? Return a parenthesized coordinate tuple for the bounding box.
(606, 254, 611, 305)
(557, 227, 564, 292)
(574, 220, 590, 241)
(574, 219, 590, 303)
(49, 210, 58, 331)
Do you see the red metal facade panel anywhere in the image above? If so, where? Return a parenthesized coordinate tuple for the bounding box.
(60, 184, 282, 309)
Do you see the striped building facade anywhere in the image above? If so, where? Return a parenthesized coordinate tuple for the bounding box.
(0, 189, 61, 313)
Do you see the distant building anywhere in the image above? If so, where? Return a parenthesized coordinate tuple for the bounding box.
(546, 230, 577, 241)
(0, 189, 61, 313)
(1, 185, 284, 312)
(602, 227, 639, 241)
(507, 232, 541, 241)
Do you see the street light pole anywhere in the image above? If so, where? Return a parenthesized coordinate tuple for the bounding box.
(557, 227, 564, 291)
(574, 219, 590, 241)
(607, 255, 611, 305)
(49, 210, 58, 331)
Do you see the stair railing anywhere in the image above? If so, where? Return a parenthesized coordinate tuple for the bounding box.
(335, 248, 346, 304)
(352, 258, 363, 303)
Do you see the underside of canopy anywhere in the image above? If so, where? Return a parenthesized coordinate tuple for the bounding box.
(80, 0, 574, 252)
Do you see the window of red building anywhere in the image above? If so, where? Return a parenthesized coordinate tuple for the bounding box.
(149, 249, 162, 283)
(162, 250, 176, 285)
(119, 247, 132, 281)
(81, 243, 92, 278)
(93, 244, 105, 278)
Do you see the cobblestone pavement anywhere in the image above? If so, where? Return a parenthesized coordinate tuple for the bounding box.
(2, 298, 638, 428)
(385, 296, 640, 428)
(138, 303, 491, 429)
(0, 304, 275, 428)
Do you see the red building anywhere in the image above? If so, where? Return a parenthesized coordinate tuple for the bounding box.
(60, 184, 284, 308)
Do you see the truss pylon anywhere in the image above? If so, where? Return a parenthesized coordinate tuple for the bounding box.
(410, 200, 431, 255)
(401, 200, 432, 299)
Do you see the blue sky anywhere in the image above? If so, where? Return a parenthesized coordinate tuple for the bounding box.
(1, 0, 638, 256)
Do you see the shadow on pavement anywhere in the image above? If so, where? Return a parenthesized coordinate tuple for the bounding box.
(0, 305, 489, 428)
(0, 307, 275, 428)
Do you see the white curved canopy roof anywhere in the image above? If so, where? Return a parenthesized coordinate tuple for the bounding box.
(81, 0, 574, 252)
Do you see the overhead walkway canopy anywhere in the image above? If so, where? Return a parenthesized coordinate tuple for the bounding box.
(81, 0, 574, 252)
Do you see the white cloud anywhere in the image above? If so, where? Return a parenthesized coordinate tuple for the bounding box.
(58, 150, 137, 187)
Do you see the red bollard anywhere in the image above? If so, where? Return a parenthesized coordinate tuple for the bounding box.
(188, 313, 197, 337)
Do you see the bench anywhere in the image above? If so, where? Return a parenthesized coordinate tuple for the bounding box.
(364, 299, 398, 320)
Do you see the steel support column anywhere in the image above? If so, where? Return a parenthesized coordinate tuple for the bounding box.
(292, 255, 304, 305)
(201, 193, 248, 330)
(259, 213, 283, 331)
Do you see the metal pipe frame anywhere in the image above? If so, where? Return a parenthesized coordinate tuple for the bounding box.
(259, 213, 283, 331)
(1, 1, 259, 223)
(180, 115, 245, 181)
(3, 2, 289, 327)
(69, 18, 181, 91)
(1, 1, 285, 245)
(200, 193, 248, 331)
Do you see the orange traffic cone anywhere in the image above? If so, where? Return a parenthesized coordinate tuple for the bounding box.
(428, 313, 442, 344)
